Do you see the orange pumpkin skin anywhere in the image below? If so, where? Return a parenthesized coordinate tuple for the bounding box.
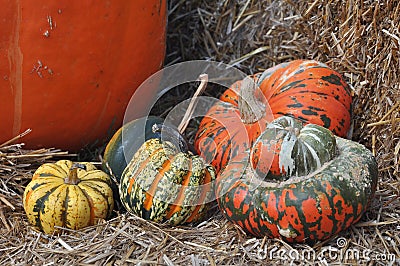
(256, 60, 352, 137)
(216, 137, 377, 244)
(194, 81, 271, 173)
(221, 60, 352, 137)
(195, 60, 352, 173)
(0, 1, 167, 150)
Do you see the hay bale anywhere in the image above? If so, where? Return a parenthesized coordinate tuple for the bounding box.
(1, 0, 399, 264)
(166, 0, 399, 181)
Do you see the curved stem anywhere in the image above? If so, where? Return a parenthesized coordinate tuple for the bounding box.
(177, 74, 208, 134)
(64, 163, 86, 185)
(238, 76, 266, 124)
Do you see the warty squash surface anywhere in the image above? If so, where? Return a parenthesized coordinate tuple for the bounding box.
(216, 137, 377, 244)
(119, 136, 216, 225)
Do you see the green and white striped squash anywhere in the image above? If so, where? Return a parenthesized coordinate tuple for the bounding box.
(251, 116, 337, 180)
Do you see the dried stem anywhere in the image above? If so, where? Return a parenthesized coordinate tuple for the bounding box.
(64, 163, 86, 185)
(0, 129, 32, 148)
(238, 76, 266, 124)
(177, 74, 208, 134)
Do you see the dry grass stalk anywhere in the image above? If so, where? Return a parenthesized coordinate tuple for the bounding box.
(1, 0, 399, 265)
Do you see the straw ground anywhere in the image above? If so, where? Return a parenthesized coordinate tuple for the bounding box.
(1, 1, 399, 265)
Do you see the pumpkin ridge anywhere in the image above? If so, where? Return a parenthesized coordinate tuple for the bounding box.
(218, 140, 232, 171)
(185, 167, 214, 223)
(285, 192, 317, 240)
(79, 178, 112, 187)
(33, 186, 60, 231)
(34, 163, 66, 180)
(143, 158, 172, 212)
(57, 160, 75, 175)
(165, 157, 193, 219)
(79, 188, 96, 225)
(49, 185, 69, 231)
(272, 79, 306, 94)
(269, 72, 350, 97)
(196, 124, 233, 172)
(28, 178, 60, 191)
(328, 187, 340, 233)
(280, 192, 304, 240)
(311, 189, 337, 239)
(79, 169, 110, 180)
(321, 74, 350, 91)
(126, 146, 167, 195)
(79, 182, 113, 221)
(301, 141, 322, 168)
(67, 186, 93, 230)
(268, 89, 350, 111)
(62, 186, 71, 229)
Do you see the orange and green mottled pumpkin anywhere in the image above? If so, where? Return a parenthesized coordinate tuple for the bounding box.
(195, 60, 352, 173)
(23, 160, 114, 234)
(102, 116, 193, 182)
(102, 116, 165, 182)
(216, 134, 377, 244)
(119, 127, 216, 225)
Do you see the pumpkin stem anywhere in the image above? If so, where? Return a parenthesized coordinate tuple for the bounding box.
(238, 76, 266, 124)
(177, 74, 208, 134)
(285, 126, 300, 137)
(65, 163, 86, 185)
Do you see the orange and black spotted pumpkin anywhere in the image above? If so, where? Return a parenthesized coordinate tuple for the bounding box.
(215, 129, 378, 244)
(254, 60, 352, 136)
(251, 116, 337, 180)
(119, 126, 216, 225)
(23, 160, 114, 234)
(194, 76, 272, 173)
(195, 59, 352, 173)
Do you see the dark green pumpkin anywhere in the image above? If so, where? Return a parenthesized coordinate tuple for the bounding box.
(216, 136, 378, 244)
(102, 116, 164, 182)
(119, 137, 216, 225)
(251, 116, 337, 180)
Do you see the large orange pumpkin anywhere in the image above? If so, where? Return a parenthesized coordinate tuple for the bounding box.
(0, 1, 167, 150)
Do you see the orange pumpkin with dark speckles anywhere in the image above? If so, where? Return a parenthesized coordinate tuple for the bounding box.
(194, 60, 352, 173)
